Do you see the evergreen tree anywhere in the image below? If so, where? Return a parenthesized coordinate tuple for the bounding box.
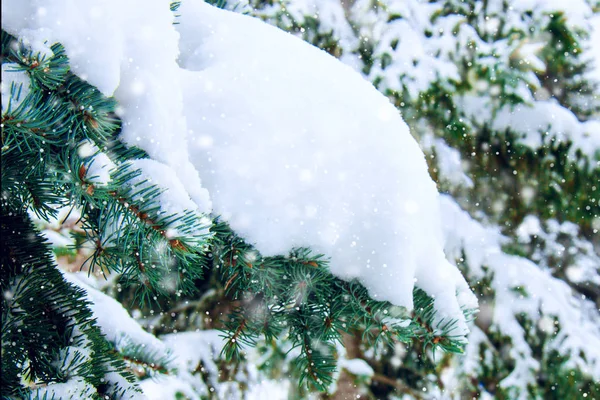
(1, 1, 475, 398)
(2, 0, 599, 399)
(242, 0, 600, 398)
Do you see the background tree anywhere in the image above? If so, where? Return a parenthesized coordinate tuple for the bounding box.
(1, 0, 474, 399)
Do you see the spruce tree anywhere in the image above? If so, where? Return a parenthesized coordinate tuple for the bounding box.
(1, 1, 476, 398)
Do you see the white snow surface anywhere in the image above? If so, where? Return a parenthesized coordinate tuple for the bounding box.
(459, 95, 600, 163)
(420, 133, 474, 189)
(78, 140, 117, 186)
(340, 357, 375, 377)
(351, 0, 600, 165)
(2, 0, 475, 335)
(41, 229, 74, 248)
(177, 1, 476, 329)
(125, 158, 212, 241)
(589, 14, 600, 83)
(33, 377, 96, 400)
(63, 272, 170, 362)
(140, 330, 292, 400)
(140, 331, 224, 399)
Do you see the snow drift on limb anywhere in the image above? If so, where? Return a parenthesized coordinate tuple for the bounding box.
(176, 1, 476, 334)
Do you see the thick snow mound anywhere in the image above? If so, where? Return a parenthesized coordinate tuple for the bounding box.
(177, 1, 476, 330)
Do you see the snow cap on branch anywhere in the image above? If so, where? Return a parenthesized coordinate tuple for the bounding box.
(177, 1, 476, 334)
(2, 0, 476, 336)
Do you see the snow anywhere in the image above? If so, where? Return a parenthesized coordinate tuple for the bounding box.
(516, 215, 543, 242)
(41, 229, 74, 248)
(140, 375, 205, 400)
(62, 272, 170, 361)
(340, 357, 374, 377)
(1, 0, 209, 212)
(459, 95, 600, 162)
(355, 0, 460, 99)
(421, 134, 474, 189)
(1, 0, 479, 336)
(58, 274, 295, 399)
(1, 63, 30, 113)
(440, 195, 600, 395)
(176, 1, 475, 334)
(511, 0, 592, 29)
(517, 217, 600, 287)
(456, 325, 488, 378)
(589, 14, 600, 83)
(3, 0, 478, 365)
(273, 0, 360, 65)
(491, 100, 599, 160)
(3, 0, 599, 397)
(78, 140, 116, 186)
(245, 379, 291, 400)
(29, 206, 82, 252)
(138, 331, 224, 399)
(139, 330, 293, 400)
(3, 0, 476, 338)
(513, 42, 546, 73)
(351, 0, 600, 167)
(33, 377, 96, 399)
(124, 158, 212, 240)
(161, 331, 223, 383)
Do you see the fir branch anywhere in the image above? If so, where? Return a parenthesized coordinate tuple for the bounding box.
(0, 212, 137, 397)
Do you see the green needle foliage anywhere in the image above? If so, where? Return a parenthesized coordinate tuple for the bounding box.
(212, 222, 475, 390)
(0, 18, 474, 398)
(0, 213, 137, 398)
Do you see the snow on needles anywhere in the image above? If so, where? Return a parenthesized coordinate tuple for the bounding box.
(440, 195, 600, 393)
(1, 0, 211, 212)
(1, 63, 31, 113)
(62, 272, 170, 363)
(2, 1, 476, 335)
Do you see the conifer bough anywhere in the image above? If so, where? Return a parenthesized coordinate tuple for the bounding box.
(0, 1, 477, 397)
